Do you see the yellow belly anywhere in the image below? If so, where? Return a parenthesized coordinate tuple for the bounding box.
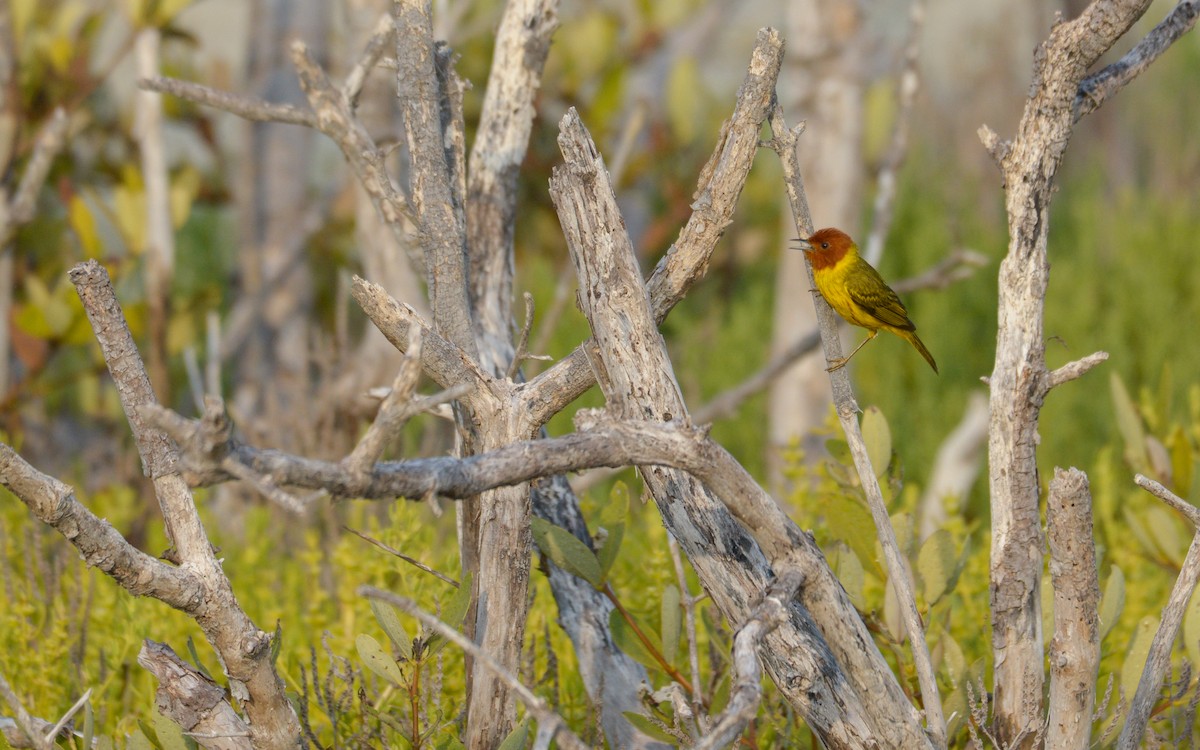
(813, 262, 882, 331)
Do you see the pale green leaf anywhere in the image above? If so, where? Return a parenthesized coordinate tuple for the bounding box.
(497, 717, 531, 750)
(126, 728, 155, 750)
(623, 712, 677, 744)
(597, 521, 625, 581)
(1099, 566, 1125, 641)
(827, 541, 865, 610)
(152, 709, 187, 750)
(1120, 616, 1158, 706)
(861, 406, 892, 477)
(370, 599, 413, 662)
(1186, 586, 1200, 671)
(1146, 505, 1188, 565)
(356, 633, 403, 685)
(660, 584, 681, 662)
(825, 495, 878, 575)
(1112, 373, 1148, 471)
(609, 607, 662, 672)
(531, 516, 602, 588)
(917, 529, 957, 605)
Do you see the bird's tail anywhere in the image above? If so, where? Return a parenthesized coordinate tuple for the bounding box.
(902, 330, 938, 374)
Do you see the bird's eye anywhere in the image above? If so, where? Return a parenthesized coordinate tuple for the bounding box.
(820, 242, 829, 249)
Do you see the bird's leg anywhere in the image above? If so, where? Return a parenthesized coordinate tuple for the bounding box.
(825, 330, 878, 372)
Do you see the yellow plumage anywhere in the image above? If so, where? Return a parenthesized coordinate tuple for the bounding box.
(799, 228, 937, 374)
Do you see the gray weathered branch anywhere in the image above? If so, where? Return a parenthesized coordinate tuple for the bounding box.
(1045, 468, 1100, 750)
(980, 2, 1160, 744)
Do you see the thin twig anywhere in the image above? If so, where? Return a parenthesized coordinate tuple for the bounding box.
(693, 571, 802, 750)
(668, 536, 705, 722)
(863, 0, 925, 267)
(506, 292, 536, 381)
(342, 12, 396, 108)
(1074, 0, 1200, 122)
(1046, 351, 1109, 390)
(140, 76, 316, 126)
(344, 527, 459, 587)
(43, 688, 91, 746)
(770, 105, 946, 747)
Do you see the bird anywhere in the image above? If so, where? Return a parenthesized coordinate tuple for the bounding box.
(795, 227, 938, 374)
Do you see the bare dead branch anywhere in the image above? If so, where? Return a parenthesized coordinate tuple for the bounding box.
(1135, 474, 1200, 528)
(769, 105, 945, 746)
(137, 641, 251, 750)
(0, 442, 197, 605)
(694, 571, 802, 750)
(67, 261, 300, 747)
(983, 3, 1160, 742)
(1046, 468, 1101, 750)
(553, 106, 930, 749)
(1046, 350, 1109, 390)
(342, 12, 396, 108)
(6, 108, 68, 236)
(863, 0, 925, 267)
(1074, 0, 1200, 122)
(289, 40, 413, 231)
(359, 586, 591, 750)
(523, 27, 785, 427)
(467, 0, 559, 377)
(1118, 506, 1200, 746)
(139, 76, 316, 126)
(351, 276, 492, 402)
(394, 0, 474, 356)
(506, 292, 536, 381)
(345, 327, 425, 474)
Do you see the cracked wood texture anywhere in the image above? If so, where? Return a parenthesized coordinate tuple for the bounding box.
(986, 1, 1154, 746)
(550, 107, 932, 750)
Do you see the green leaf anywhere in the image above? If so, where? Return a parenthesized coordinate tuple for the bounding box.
(1121, 616, 1158, 705)
(1112, 373, 1148, 471)
(427, 572, 472, 658)
(941, 631, 966, 685)
(152, 709, 188, 750)
(609, 607, 662, 672)
(600, 481, 632, 526)
(861, 406, 892, 477)
(127, 728, 155, 750)
(442, 571, 473, 629)
(827, 542, 865, 610)
(917, 529, 957, 605)
(1185, 586, 1200, 670)
(83, 699, 95, 750)
(1099, 566, 1125, 641)
(497, 717, 531, 750)
(185, 636, 213, 680)
(597, 521, 625, 581)
(1169, 425, 1192, 498)
(531, 517, 602, 588)
(1146, 505, 1188, 565)
(623, 712, 677, 744)
(371, 599, 413, 662)
(356, 633, 404, 685)
(824, 495, 879, 576)
(660, 584, 681, 662)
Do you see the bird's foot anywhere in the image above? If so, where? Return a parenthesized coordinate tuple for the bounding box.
(825, 358, 848, 373)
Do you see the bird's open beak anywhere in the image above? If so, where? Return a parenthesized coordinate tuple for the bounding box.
(792, 237, 812, 251)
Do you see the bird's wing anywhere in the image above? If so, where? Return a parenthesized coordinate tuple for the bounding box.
(846, 264, 916, 331)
